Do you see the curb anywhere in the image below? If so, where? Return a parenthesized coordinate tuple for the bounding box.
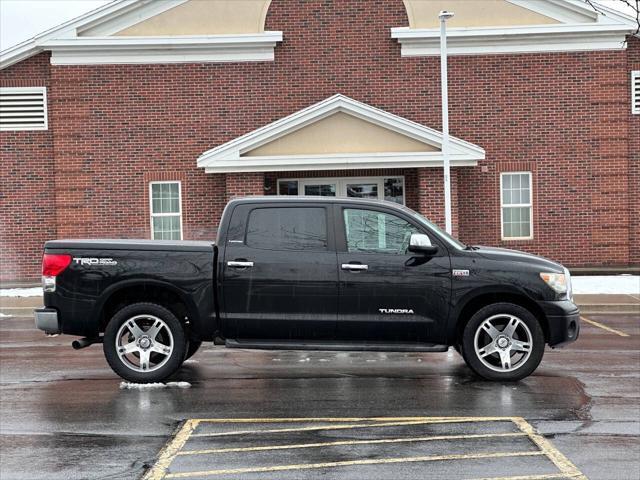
(578, 305, 640, 315)
(0, 307, 37, 317)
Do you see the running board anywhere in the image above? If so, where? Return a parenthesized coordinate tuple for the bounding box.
(225, 339, 448, 353)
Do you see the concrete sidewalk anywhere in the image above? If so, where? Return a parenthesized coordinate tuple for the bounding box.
(573, 294, 639, 315)
(1, 293, 638, 317)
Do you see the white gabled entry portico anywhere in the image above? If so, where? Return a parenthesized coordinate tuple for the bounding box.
(196, 94, 485, 173)
(198, 94, 485, 234)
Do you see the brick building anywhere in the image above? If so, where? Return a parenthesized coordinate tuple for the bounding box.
(1, 0, 638, 283)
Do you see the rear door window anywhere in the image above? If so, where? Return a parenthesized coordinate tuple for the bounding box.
(246, 207, 328, 251)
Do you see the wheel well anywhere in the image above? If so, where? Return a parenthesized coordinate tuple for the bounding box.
(99, 285, 191, 333)
(454, 293, 549, 344)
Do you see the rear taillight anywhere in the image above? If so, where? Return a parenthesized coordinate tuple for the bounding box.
(42, 254, 72, 292)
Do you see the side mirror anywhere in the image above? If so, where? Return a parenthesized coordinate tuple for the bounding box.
(408, 233, 438, 255)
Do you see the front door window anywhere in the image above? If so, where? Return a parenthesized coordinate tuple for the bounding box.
(278, 176, 405, 204)
(343, 208, 419, 254)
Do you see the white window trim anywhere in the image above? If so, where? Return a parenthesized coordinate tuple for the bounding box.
(149, 181, 183, 241)
(632, 71, 640, 115)
(277, 175, 406, 205)
(500, 172, 533, 241)
(0, 86, 48, 131)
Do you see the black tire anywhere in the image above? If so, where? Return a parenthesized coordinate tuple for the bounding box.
(184, 340, 202, 360)
(460, 302, 545, 381)
(103, 302, 186, 383)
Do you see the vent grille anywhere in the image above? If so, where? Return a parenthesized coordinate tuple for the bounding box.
(0, 87, 48, 131)
(633, 71, 640, 115)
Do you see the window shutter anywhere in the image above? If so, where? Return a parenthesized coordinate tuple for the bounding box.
(633, 71, 640, 115)
(0, 87, 48, 131)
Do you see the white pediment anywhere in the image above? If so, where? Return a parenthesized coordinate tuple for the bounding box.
(197, 94, 486, 173)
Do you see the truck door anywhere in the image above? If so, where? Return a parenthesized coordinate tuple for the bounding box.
(222, 202, 338, 340)
(335, 205, 451, 343)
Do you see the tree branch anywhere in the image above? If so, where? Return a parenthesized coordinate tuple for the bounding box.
(583, 0, 640, 37)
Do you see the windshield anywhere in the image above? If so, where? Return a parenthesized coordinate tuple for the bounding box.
(398, 205, 466, 250)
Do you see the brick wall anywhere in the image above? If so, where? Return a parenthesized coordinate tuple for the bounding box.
(1, 0, 638, 282)
(0, 54, 55, 283)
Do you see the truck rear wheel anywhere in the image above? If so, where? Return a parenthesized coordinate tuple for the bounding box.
(103, 302, 186, 383)
(460, 303, 545, 381)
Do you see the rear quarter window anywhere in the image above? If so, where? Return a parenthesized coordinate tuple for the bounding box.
(246, 207, 328, 251)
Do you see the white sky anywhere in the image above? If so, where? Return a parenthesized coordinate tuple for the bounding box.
(0, 0, 637, 51)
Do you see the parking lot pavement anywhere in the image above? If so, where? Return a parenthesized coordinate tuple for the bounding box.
(0, 311, 638, 480)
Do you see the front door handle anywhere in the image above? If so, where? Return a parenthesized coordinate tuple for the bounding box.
(228, 261, 254, 268)
(341, 263, 368, 271)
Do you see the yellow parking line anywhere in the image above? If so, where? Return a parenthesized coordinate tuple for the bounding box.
(178, 432, 528, 456)
(143, 419, 200, 480)
(580, 315, 630, 337)
(511, 417, 586, 480)
(469, 474, 576, 480)
(164, 451, 546, 478)
(189, 417, 515, 437)
(195, 416, 514, 423)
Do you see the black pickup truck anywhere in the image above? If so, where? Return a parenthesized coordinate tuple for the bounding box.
(35, 197, 579, 382)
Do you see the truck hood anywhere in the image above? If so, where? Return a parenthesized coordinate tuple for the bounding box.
(470, 246, 564, 272)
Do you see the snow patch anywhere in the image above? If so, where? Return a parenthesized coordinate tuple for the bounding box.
(119, 381, 191, 390)
(0, 287, 43, 297)
(0, 313, 13, 318)
(572, 275, 639, 295)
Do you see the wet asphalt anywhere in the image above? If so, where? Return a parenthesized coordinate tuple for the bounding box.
(0, 312, 638, 480)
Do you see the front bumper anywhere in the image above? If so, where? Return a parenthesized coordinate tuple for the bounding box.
(34, 307, 60, 334)
(539, 300, 580, 347)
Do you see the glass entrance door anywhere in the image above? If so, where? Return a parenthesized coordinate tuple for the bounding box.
(278, 176, 405, 204)
(302, 181, 337, 197)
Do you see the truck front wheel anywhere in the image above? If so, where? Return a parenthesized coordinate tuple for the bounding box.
(460, 303, 545, 381)
(103, 302, 186, 383)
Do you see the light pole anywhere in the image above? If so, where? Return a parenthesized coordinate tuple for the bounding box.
(439, 10, 454, 234)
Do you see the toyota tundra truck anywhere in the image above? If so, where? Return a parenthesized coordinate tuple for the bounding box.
(35, 197, 580, 382)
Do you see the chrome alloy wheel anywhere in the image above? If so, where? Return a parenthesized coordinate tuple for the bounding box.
(473, 314, 533, 373)
(115, 314, 174, 372)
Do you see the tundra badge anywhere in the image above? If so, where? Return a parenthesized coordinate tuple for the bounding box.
(379, 308, 415, 314)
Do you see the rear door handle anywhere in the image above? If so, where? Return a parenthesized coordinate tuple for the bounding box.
(341, 263, 368, 271)
(228, 261, 254, 268)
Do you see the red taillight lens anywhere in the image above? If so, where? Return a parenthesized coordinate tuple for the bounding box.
(42, 254, 72, 276)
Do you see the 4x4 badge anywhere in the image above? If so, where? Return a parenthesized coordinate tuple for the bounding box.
(452, 269, 469, 277)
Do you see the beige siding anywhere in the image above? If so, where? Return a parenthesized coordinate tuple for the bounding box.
(243, 113, 438, 156)
(403, 0, 560, 28)
(114, 0, 271, 36)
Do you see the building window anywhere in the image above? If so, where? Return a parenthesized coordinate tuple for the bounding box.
(632, 71, 639, 115)
(149, 181, 182, 240)
(0, 87, 48, 131)
(277, 176, 405, 204)
(500, 172, 533, 240)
